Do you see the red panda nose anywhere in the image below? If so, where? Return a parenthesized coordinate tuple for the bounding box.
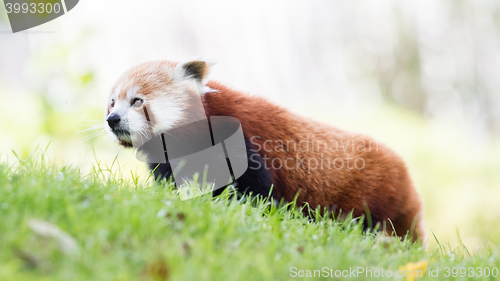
(106, 113, 121, 129)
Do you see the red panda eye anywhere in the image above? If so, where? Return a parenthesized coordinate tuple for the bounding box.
(110, 99, 115, 107)
(132, 97, 143, 107)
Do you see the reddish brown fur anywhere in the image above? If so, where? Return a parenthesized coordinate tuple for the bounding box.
(202, 81, 425, 242)
(115, 61, 178, 100)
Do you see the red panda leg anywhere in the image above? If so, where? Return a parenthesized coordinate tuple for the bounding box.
(389, 203, 425, 243)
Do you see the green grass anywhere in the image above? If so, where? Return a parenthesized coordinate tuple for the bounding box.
(0, 153, 499, 281)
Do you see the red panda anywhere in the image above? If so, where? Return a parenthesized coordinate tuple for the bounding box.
(105, 59, 425, 242)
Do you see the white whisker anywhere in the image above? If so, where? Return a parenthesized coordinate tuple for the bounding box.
(76, 130, 106, 146)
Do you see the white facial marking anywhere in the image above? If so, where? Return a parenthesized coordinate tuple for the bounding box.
(127, 86, 140, 100)
(113, 85, 121, 97)
(148, 95, 184, 133)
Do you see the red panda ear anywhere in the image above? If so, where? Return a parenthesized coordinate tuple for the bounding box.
(177, 60, 212, 82)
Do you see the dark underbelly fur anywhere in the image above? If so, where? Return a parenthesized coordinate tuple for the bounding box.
(149, 136, 273, 198)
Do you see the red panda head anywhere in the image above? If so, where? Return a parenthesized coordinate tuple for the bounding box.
(105, 60, 212, 147)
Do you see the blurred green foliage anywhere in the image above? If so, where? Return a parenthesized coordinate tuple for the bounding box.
(0, 2, 7, 23)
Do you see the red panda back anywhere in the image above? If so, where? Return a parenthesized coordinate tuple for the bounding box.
(203, 80, 425, 242)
